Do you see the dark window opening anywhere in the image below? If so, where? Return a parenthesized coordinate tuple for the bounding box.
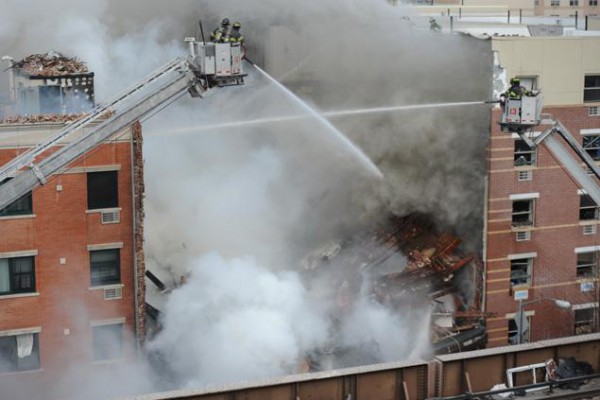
(87, 171, 118, 210)
(510, 258, 532, 286)
(93, 324, 123, 361)
(584, 75, 600, 103)
(514, 139, 536, 166)
(0, 333, 40, 372)
(577, 252, 597, 277)
(0, 256, 35, 295)
(90, 249, 120, 287)
(580, 195, 598, 220)
(512, 200, 534, 226)
(583, 135, 600, 160)
(0, 179, 32, 217)
(575, 308, 595, 335)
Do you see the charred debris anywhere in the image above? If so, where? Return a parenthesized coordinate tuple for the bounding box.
(2, 52, 95, 118)
(145, 213, 488, 370)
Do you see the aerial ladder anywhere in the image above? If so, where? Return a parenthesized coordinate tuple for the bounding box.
(499, 92, 600, 207)
(0, 39, 246, 211)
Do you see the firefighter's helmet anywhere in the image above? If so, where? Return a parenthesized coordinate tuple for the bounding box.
(233, 21, 241, 29)
(510, 77, 520, 86)
(221, 18, 230, 26)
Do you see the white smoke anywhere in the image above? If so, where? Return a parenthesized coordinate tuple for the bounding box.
(0, 0, 491, 397)
(148, 252, 329, 386)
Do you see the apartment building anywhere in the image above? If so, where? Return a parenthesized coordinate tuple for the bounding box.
(484, 36, 600, 346)
(0, 55, 145, 397)
(534, 0, 600, 17)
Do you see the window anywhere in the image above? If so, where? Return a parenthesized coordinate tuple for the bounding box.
(584, 75, 600, 103)
(551, 0, 560, 5)
(583, 135, 600, 160)
(90, 249, 120, 287)
(575, 308, 596, 334)
(580, 194, 599, 220)
(508, 316, 532, 344)
(590, 106, 599, 116)
(0, 333, 40, 372)
(512, 200, 534, 227)
(0, 257, 35, 295)
(534, 0, 540, 5)
(517, 76, 537, 91)
(87, 171, 118, 210)
(577, 252, 597, 277)
(590, 0, 598, 6)
(570, 0, 579, 5)
(514, 139, 536, 167)
(93, 323, 123, 361)
(0, 179, 32, 217)
(511, 258, 533, 287)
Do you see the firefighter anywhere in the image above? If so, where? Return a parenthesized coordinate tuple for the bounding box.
(211, 18, 230, 42)
(499, 77, 536, 106)
(228, 21, 244, 45)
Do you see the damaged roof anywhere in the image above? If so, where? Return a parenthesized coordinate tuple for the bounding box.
(13, 51, 89, 77)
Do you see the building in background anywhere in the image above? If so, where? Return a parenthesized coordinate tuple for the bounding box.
(484, 35, 600, 346)
(0, 54, 145, 398)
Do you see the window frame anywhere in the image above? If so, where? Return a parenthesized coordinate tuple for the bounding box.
(89, 249, 121, 287)
(551, 0, 561, 5)
(514, 139, 536, 167)
(574, 308, 596, 334)
(0, 256, 36, 296)
(510, 257, 533, 287)
(579, 194, 599, 220)
(87, 171, 119, 211)
(0, 332, 41, 373)
(584, 75, 600, 103)
(570, 0, 579, 5)
(0, 179, 33, 217)
(508, 316, 532, 344)
(512, 199, 535, 227)
(577, 252, 597, 278)
(590, 0, 598, 6)
(583, 134, 600, 161)
(92, 323, 124, 361)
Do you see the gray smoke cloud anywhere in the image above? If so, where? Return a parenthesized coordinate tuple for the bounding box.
(0, 0, 491, 397)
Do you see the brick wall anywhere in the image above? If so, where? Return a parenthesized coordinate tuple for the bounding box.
(485, 105, 600, 346)
(0, 124, 140, 392)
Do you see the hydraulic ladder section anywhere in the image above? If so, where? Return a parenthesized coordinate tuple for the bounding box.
(516, 119, 600, 207)
(0, 57, 205, 211)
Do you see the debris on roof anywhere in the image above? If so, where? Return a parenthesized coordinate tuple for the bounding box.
(1, 110, 113, 125)
(13, 51, 89, 77)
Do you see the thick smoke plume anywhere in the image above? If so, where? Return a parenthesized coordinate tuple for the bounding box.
(0, 0, 491, 398)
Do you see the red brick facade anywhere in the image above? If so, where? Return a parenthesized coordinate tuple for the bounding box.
(485, 105, 600, 346)
(0, 123, 142, 394)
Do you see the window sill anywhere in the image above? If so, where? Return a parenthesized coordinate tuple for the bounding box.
(579, 220, 600, 226)
(89, 284, 124, 291)
(86, 207, 121, 214)
(0, 292, 40, 300)
(511, 225, 534, 232)
(0, 214, 36, 221)
(0, 368, 42, 377)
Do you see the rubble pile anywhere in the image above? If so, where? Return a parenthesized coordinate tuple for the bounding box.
(14, 52, 89, 77)
(300, 214, 487, 367)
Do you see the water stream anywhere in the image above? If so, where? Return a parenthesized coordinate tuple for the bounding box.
(251, 64, 384, 179)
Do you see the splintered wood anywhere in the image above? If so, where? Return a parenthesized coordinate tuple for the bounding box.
(14, 52, 89, 77)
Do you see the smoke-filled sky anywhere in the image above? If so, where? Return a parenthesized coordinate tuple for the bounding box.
(1, 0, 492, 397)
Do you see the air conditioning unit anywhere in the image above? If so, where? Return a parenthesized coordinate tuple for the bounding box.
(589, 106, 599, 117)
(518, 170, 532, 181)
(101, 210, 120, 224)
(516, 231, 531, 241)
(104, 287, 122, 300)
(583, 225, 597, 235)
